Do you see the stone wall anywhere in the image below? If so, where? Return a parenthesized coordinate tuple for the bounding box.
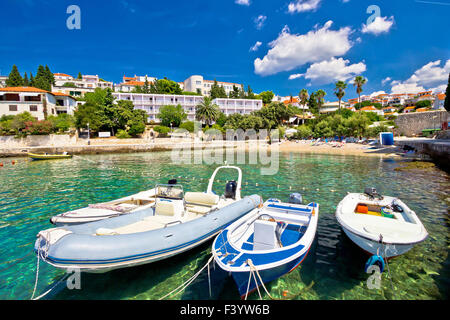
(0, 134, 78, 148)
(394, 110, 449, 136)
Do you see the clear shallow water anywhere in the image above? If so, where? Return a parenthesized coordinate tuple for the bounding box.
(0, 151, 448, 300)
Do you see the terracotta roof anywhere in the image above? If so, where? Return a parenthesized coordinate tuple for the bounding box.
(360, 106, 377, 111)
(384, 112, 396, 116)
(120, 81, 145, 86)
(416, 108, 430, 112)
(52, 92, 75, 98)
(0, 86, 48, 93)
(437, 93, 446, 100)
(283, 98, 299, 104)
(404, 106, 415, 110)
(54, 73, 72, 77)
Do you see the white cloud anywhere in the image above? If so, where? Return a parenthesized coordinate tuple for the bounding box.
(370, 91, 386, 97)
(390, 59, 450, 93)
(381, 77, 392, 86)
(391, 82, 425, 94)
(249, 41, 262, 52)
(362, 16, 394, 35)
(430, 84, 447, 93)
(288, 0, 321, 13)
(235, 0, 250, 5)
(254, 21, 354, 76)
(288, 73, 303, 80)
(296, 57, 366, 85)
(408, 59, 450, 87)
(254, 15, 267, 30)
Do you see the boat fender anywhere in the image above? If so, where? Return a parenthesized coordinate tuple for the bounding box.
(365, 255, 385, 273)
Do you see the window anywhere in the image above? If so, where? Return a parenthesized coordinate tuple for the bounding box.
(30, 105, 38, 112)
(196, 81, 202, 85)
(9, 105, 17, 111)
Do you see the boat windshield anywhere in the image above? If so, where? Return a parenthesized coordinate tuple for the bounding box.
(155, 184, 184, 200)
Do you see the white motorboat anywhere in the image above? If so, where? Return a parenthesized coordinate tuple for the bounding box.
(335, 188, 428, 258)
(35, 166, 263, 273)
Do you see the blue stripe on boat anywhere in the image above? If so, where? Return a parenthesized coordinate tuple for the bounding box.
(267, 204, 312, 212)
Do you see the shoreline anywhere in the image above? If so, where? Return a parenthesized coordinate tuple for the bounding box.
(0, 138, 404, 159)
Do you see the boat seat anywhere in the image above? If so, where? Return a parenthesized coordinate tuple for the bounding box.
(95, 228, 118, 236)
(186, 205, 212, 215)
(155, 199, 176, 216)
(253, 220, 278, 251)
(185, 192, 219, 206)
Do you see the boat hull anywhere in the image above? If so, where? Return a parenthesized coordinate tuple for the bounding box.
(232, 247, 310, 298)
(28, 153, 72, 160)
(35, 195, 261, 273)
(342, 227, 415, 258)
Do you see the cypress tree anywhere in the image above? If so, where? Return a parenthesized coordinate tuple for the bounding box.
(45, 65, 55, 86)
(77, 72, 82, 80)
(23, 72, 29, 86)
(29, 72, 35, 87)
(6, 65, 23, 87)
(444, 73, 450, 112)
(34, 65, 51, 91)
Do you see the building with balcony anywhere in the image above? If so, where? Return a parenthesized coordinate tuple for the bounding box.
(112, 92, 262, 122)
(0, 87, 57, 120)
(52, 73, 114, 97)
(213, 98, 263, 116)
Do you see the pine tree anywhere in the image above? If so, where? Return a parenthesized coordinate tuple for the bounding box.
(6, 65, 23, 87)
(77, 72, 82, 80)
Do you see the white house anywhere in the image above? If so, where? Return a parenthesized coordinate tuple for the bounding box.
(183, 75, 243, 96)
(52, 92, 77, 115)
(52, 73, 114, 97)
(320, 101, 348, 113)
(0, 87, 58, 120)
(433, 93, 446, 110)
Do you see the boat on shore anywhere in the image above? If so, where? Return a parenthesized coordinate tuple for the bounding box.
(212, 194, 318, 299)
(28, 152, 72, 160)
(35, 166, 263, 272)
(335, 188, 428, 259)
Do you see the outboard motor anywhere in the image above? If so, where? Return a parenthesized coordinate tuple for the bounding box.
(168, 179, 177, 185)
(224, 180, 237, 199)
(364, 187, 382, 200)
(289, 193, 303, 205)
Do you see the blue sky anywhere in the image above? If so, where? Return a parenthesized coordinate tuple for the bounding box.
(0, 0, 449, 100)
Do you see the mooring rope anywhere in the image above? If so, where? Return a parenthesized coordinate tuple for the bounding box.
(159, 255, 214, 300)
(247, 259, 277, 300)
(30, 251, 41, 300)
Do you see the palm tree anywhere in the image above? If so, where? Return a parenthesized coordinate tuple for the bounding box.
(298, 89, 309, 124)
(334, 81, 347, 114)
(195, 97, 220, 126)
(315, 89, 326, 113)
(353, 76, 367, 108)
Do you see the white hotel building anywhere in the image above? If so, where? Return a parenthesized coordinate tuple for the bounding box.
(183, 75, 243, 96)
(112, 92, 262, 122)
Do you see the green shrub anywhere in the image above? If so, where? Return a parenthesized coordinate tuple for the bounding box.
(116, 129, 131, 139)
(179, 121, 195, 133)
(153, 125, 170, 137)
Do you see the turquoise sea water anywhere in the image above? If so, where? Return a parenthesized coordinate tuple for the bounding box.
(0, 151, 448, 300)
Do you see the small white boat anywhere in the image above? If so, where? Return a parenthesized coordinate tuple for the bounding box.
(212, 195, 318, 299)
(35, 166, 262, 272)
(50, 189, 158, 225)
(335, 188, 428, 258)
